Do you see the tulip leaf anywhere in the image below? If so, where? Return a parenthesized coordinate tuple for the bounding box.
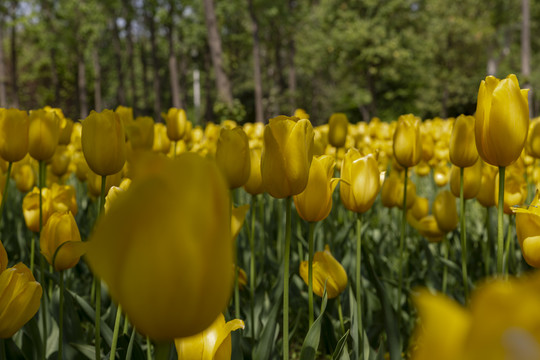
(348, 287, 359, 359)
(252, 289, 283, 360)
(299, 287, 328, 360)
(70, 343, 95, 359)
(332, 330, 350, 360)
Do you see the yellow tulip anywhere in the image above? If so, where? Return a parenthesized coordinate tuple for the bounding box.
(299, 245, 348, 299)
(340, 150, 380, 213)
(410, 196, 429, 221)
(0, 240, 6, 273)
(449, 115, 478, 168)
(475, 74, 529, 167)
(0, 108, 29, 163)
(50, 145, 71, 177)
(164, 108, 188, 142)
(328, 113, 349, 148)
(381, 171, 401, 208)
(526, 118, 540, 158)
(81, 109, 126, 176)
(28, 109, 60, 161)
(476, 163, 498, 208)
(51, 183, 78, 215)
(71, 151, 90, 182)
(513, 191, 540, 267)
(449, 160, 482, 200)
(244, 147, 264, 195)
(432, 190, 458, 233)
(153, 123, 172, 154)
(126, 116, 155, 151)
(396, 172, 416, 210)
(261, 116, 314, 198)
(175, 313, 244, 360)
(407, 214, 445, 242)
(495, 170, 527, 215)
(393, 114, 422, 168)
(293, 108, 309, 120)
(104, 186, 126, 214)
(13, 163, 35, 193)
(22, 187, 52, 233)
(294, 155, 338, 222)
(0, 262, 42, 338)
(87, 170, 122, 198)
(40, 211, 82, 271)
(115, 105, 134, 127)
(215, 127, 251, 189)
(85, 153, 233, 340)
(433, 163, 450, 187)
(231, 204, 250, 242)
(58, 118, 73, 145)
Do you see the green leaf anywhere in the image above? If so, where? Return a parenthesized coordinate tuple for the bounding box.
(252, 288, 283, 360)
(299, 287, 328, 360)
(332, 330, 350, 360)
(68, 290, 114, 348)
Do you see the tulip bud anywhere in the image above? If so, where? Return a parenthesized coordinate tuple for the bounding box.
(328, 113, 349, 148)
(393, 114, 422, 168)
(411, 196, 429, 221)
(450, 115, 478, 168)
(526, 118, 540, 158)
(450, 160, 482, 200)
(433, 190, 458, 232)
(0, 263, 42, 338)
(243, 147, 264, 195)
(397, 172, 416, 210)
(0, 108, 29, 162)
(215, 127, 251, 189)
(476, 163, 498, 208)
(513, 192, 540, 267)
(299, 245, 348, 299)
(82, 110, 126, 176)
(340, 150, 380, 213)
(175, 313, 244, 360)
(50, 145, 71, 177)
(115, 106, 134, 127)
(85, 153, 233, 340)
(153, 123, 172, 154)
(40, 211, 82, 271)
(13, 163, 35, 193)
(58, 118, 73, 145)
(381, 171, 401, 208)
(22, 187, 52, 233)
(261, 116, 314, 198)
(28, 109, 60, 161)
(475, 74, 529, 167)
(294, 155, 338, 222)
(496, 170, 527, 215)
(164, 108, 188, 142)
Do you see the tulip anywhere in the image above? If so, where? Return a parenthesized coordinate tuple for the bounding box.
(215, 127, 251, 189)
(0, 263, 42, 338)
(126, 116, 154, 151)
(475, 74, 529, 167)
(244, 147, 264, 195)
(495, 171, 527, 215)
(381, 171, 401, 208)
(0, 240, 6, 273)
(513, 191, 540, 267)
(85, 153, 233, 340)
(104, 186, 126, 214)
(81, 110, 126, 177)
(449, 115, 478, 168)
(40, 211, 82, 271)
(527, 118, 540, 158)
(433, 190, 458, 233)
(71, 151, 91, 182)
(115, 105, 134, 127)
(261, 116, 314, 198)
(153, 123, 172, 154)
(51, 183, 78, 215)
(293, 108, 309, 120)
(22, 187, 52, 233)
(50, 145, 71, 177)
(231, 204, 250, 243)
(328, 113, 349, 148)
(299, 245, 348, 298)
(28, 109, 60, 161)
(175, 313, 244, 360)
(58, 118, 73, 145)
(407, 213, 445, 242)
(0, 108, 29, 163)
(410, 196, 429, 221)
(476, 164, 498, 208)
(294, 155, 338, 222)
(13, 163, 35, 193)
(449, 160, 482, 200)
(434, 163, 450, 187)
(164, 108, 188, 142)
(393, 114, 422, 168)
(340, 150, 380, 213)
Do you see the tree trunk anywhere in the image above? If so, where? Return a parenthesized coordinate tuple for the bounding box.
(522, 0, 532, 116)
(0, 18, 7, 107)
(78, 49, 88, 118)
(146, 6, 161, 121)
(112, 17, 126, 106)
(9, 10, 18, 108)
(287, 0, 297, 112)
(203, 51, 214, 123)
(140, 39, 151, 115)
(122, 0, 137, 112)
(247, 0, 264, 123)
(41, 0, 59, 105)
(168, 0, 182, 109)
(202, 0, 233, 105)
(92, 48, 102, 112)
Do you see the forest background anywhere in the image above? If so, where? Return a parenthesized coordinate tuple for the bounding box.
(0, 0, 536, 125)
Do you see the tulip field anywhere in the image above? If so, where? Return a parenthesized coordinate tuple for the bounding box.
(1, 73, 540, 360)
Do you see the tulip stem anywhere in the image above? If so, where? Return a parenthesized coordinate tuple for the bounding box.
(0, 161, 12, 228)
(356, 213, 363, 358)
(459, 167, 469, 302)
(442, 234, 449, 294)
(58, 271, 64, 360)
(38, 160, 47, 360)
(95, 175, 107, 360)
(249, 195, 257, 343)
(337, 294, 345, 335)
(397, 167, 408, 318)
(497, 167, 505, 275)
(146, 337, 152, 360)
(123, 315, 129, 335)
(31, 233, 35, 274)
(109, 304, 123, 360)
(504, 215, 513, 276)
(307, 221, 315, 328)
(283, 196, 292, 360)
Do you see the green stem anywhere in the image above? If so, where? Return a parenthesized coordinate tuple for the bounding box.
(0, 161, 12, 227)
(497, 167, 505, 275)
(31, 233, 35, 274)
(307, 221, 315, 328)
(337, 294, 345, 335)
(459, 167, 469, 301)
(442, 235, 449, 294)
(283, 196, 292, 360)
(504, 215, 513, 276)
(397, 168, 408, 315)
(154, 342, 170, 360)
(249, 195, 257, 343)
(95, 175, 107, 360)
(123, 315, 129, 336)
(483, 207, 491, 276)
(58, 271, 64, 360)
(356, 213, 363, 358)
(146, 337, 152, 360)
(109, 304, 123, 360)
(234, 265, 240, 318)
(277, 198, 283, 262)
(39, 160, 47, 360)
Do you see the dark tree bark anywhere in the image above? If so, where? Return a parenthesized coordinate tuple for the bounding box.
(247, 0, 264, 123)
(522, 0, 532, 116)
(202, 0, 233, 105)
(78, 49, 88, 118)
(145, 4, 161, 121)
(9, 1, 18, 107)
(92, 48, 102, 112)
(0, 17, 7, 107)
(41, 0, 59, 105)
(168, 0, 182, 109)
(140, 39, 151, 114)
(203, 51, 214, 123)
(287, 0, 297, 112)
(111, 17, 126, 105)
(123, 0, 138, 112)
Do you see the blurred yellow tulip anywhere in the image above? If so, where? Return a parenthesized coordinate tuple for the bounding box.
(22, 187, 52, 233)
(28, 109, 60, 161)
(410, 197, 429, 221)
(13, 163, 35, 193)
(381, 171, 401, 208)
(513, 191, 540, 267)
(164, 108, 188, 142)
(475, 74, 529, 167)
(476, 163, 498, 208)
(328, 113, 349, 148)
(40, 211, 82, 271)
(407, 214, 445, 242)
(0, 108, 29, 163)
(449, 115, 478, 168)
(393, 114, 422, 168)
(495, 170, 527, 215)
(244, 147, 264, 195)
(450, 160, 482, 200)
(127, 116, 154, 151)
(85, 153, 233, 340)
(432, 190, 458, 233)
(153, 123, 172, 154)
(261, 116, 314, 198)
(50, 145, 71, 177)
(115, 106, 134, 127)
(299, 245, 347, 298)
(175, 313, 244, 360)
(526, 118, 540, 158)
(340, 150, 380, 213)
(215, 127, 251, 189)
(51, 183, 78, 215)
